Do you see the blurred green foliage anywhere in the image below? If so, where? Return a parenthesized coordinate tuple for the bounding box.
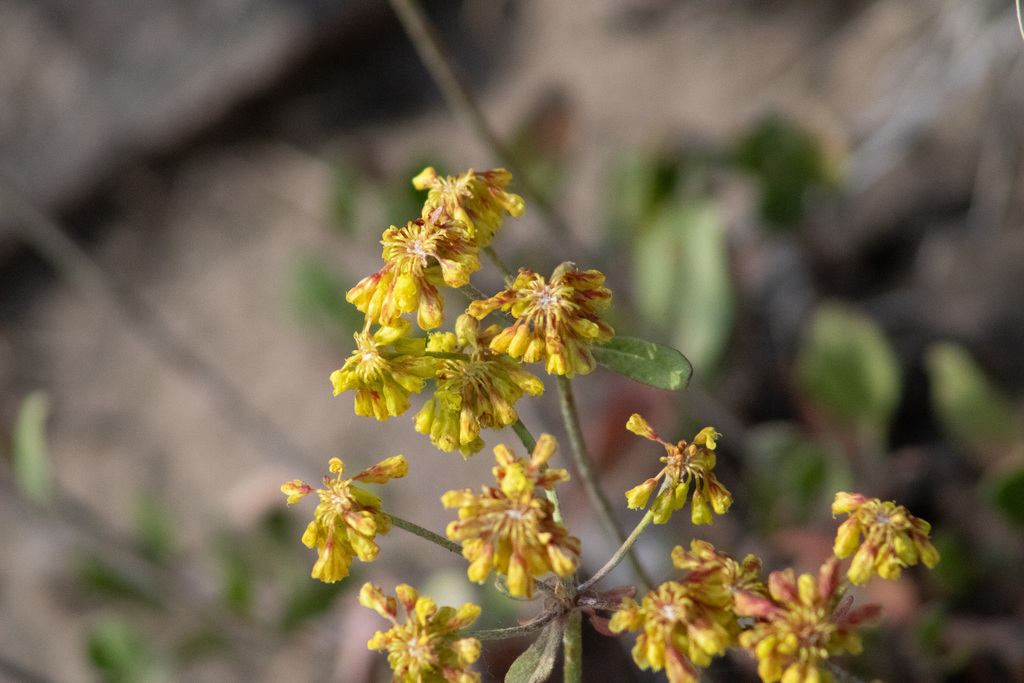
(795, 301, 902, 434)
(733, 114, 834, 230)
(12, 391, 52, 505)
(86, 618, 151, 683)
(925, 341, 1021, 449)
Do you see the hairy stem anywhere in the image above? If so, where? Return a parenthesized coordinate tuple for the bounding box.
(557, 375, 654, 590)
(469, 613, 558, 643)
(562, 609, 582, 683)
(386, 513, 463, 555)
(578, 509, 654, 593)
(484, 245, 516, 286)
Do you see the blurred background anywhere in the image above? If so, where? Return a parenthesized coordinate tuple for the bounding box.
(2, 0, 1024, 681)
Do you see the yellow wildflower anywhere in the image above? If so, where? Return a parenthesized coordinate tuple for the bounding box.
(624, 414, 731, 524)
(468, 262, 613, 378)
(832, 492, 940, 585)
(734, 558, 881, 683)
(330, 320, 437, 421)
(671, 540, 766, 602)
(361, 582, 482, 683)
(412, 167, 524, 247)
(347, 217, 480, 329)
(415, 314, 545, 456)
(441, 434, 580, 598)
(609, 577, 736, 683)
(282, 455, 407, 583)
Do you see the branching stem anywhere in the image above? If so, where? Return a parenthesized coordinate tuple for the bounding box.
(557, 375, 654, 591)
(578, 509, 654, 593)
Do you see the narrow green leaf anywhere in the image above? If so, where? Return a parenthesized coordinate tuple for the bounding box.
(593, 336, 692, 390)
(924, 341, 1020, 449)
(505, 620, 561, 683)
(12, 391, 52, 505)
(795, 302, 901, 431)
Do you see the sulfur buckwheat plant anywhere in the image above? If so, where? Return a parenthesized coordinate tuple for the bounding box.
(281, 167, 940, 683)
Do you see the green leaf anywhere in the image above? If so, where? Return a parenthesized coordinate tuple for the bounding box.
(991, 467, 1024, 528)
(86, 617, 149, 683)
(504, 620, 561, 683)
(77, 554, 161, 607)
(604, 150, 680, 242)
(746, 423, 851, 531)
(135, 494, 175, 564)
(924, 341, 1020, 449)
(221, 547, 255, 615)
(12, 391, 52, 505)
(632, 201, 734, 372)
(795, 302, 902, 432)
(733, 114, 834, 230)
(593, 336, 692, 390)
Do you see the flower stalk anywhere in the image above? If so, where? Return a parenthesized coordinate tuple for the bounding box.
(386, 513, 464, 555)
(558, 376, 654, 590)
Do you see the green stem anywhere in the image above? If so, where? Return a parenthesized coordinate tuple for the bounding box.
(468, 611, 557, 642)
(557, 375, 654, 591)
(578, 509, 654, 593)
(511, 420, 566, 527)
(386, 513, 462, 555)
(422, 351, 472, 361)
(386, 0, 574, 242)
(511, 419, 537, 452)
(562, 609, 582, 683)
(458, 282, 492, 305)
(484, 245, 515, 286)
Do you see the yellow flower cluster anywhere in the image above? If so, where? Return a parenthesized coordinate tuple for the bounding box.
(468, 262, 614, 378)
(281, 455, 407, 583)
(415, 314, 544, 456)
(442, 435, 580, 598)
(413, 167, 524, 247)
(734, 558, 881, 683)
(832, 492, 940, 585)
(360, 582, 482, 683)
(347, 217, 480, 330)
(328, 168, 584, 457)
(609, 540, 766, 683)
(329, 320, 437, 421)
(623, 414, 732, 524)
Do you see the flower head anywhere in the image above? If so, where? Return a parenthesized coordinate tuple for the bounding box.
(671, 540, 766, 602)
(608, 577, 736, 683)
(468, 262, 613, 377)
(441, 435, 580, 598)
(282, 455, 407, 583)
(624, 414, 732, 524)
(832, 492, 940, 585)
(330, 320, 437, 421)
(413, 167, 524, 247)
(361, 582, 481, 683)
(734, 558, 881, 683)
(347, 217, 480, 329)
(415, 315, 545, 456)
